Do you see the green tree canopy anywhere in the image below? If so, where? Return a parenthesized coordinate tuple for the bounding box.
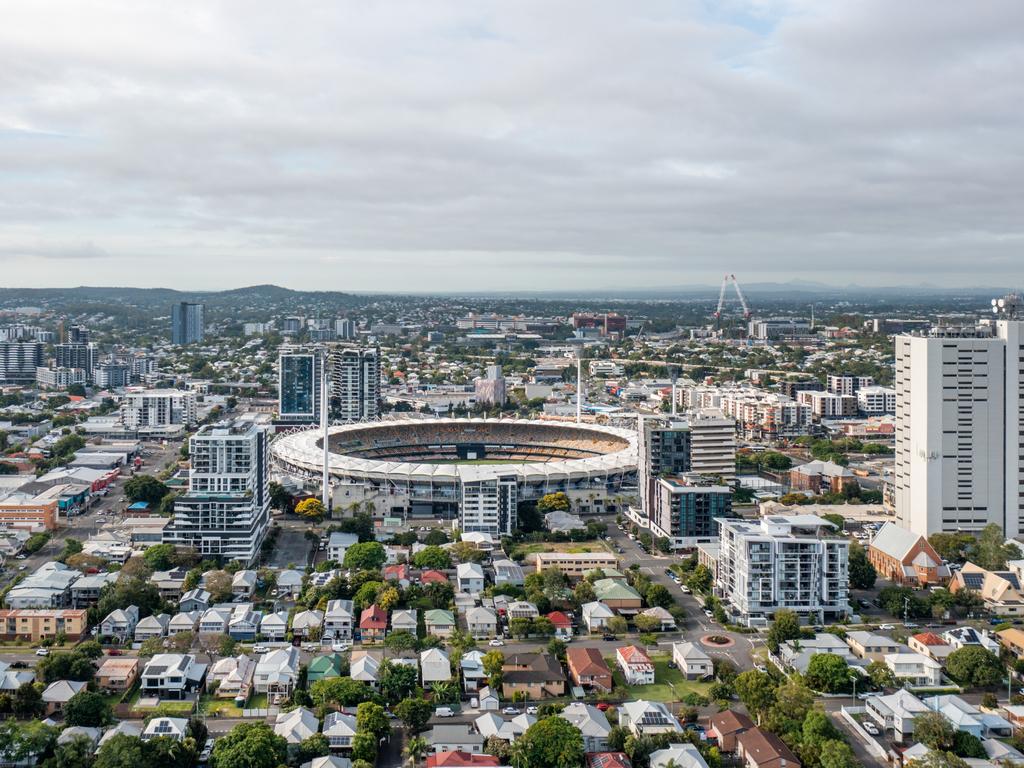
(124, 474, 170, 506)
(343, 542, 387, 571)
(733, 670, 777, 717)
(64, 689, 114, 727)
(513, 715, 585, 768)
(411, 546, 452, 570)
(945, 646, 1005, 687)
(848, 542, 877, 590)
(210, 722, 287, 768)
(394, 697, 433, 733)
(915, 712, 957, 751)
(766, 609, 802, 653)
(804, 654, 852, 693)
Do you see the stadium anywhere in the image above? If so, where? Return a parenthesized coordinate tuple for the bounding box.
(271, 418, 639, 536)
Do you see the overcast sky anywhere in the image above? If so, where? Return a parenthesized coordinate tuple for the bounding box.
(1, 1, 1022, 292)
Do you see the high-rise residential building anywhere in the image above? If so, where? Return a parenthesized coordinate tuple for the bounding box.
(121, 389, 197, 430)
(649, 474, 734, 550)
(330, 347, 380, 422)
(35, 367, 86, 390)
(278, 347, 324, 425)
(55, 343, 96, 381)
(857, 385, 896, 415)
(65, 325, 91, 344)
(798, 390, 858, 419)
(716, 515, 850, 627)
(163, 418, 270, 564)
(895, 294, 1024, 537)
(0, 341, 44, 383)
(827, 374, 875, 396)
(474, 364, 507, 407)
(336, 318, 356, 340)
(171, 302, 205, 345)
(281, 317, 303, 336)
(94, 363, 131, 389)
(461, 476, 518, 537)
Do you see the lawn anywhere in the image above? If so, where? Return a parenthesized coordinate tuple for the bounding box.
(199, 692, 266, 717)
(607, 653, 713, 703)
(513, 540, 611, 558)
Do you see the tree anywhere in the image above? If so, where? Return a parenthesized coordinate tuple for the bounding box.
(866, 660, 897, 689)
(513, 715, 584, 768)
(143, 543, 176, 571)
(94, 733, 147, 768)
(310, 677, 373, 707)
(50, 734, 95, 768)
(764, 678, 815, 737)
(210, 722, 287, 768)
(268, 481, 292, 512)
(821, 513, 846, 531)
(574, 580, 596, 604)
(356, 701, 391, 741)
(378, 586, 400, 612)
(343, 542, 387, 571)
(395, 697, 433, 733)
(952, 731, 986, 759)
(384, 630, 419, 653)
(686, 565, 712, 594)
(915, 752, 969, 768)
(124, 475, 170, 506)
(378, 661, 419, 704)
(354, 582, 384, 610)
(204, 570, 234, 603)
(974, 523, 1021, 571)
(295, 498, 326, 521)
(818, 740, 857, 768)
(411, 546, 452, 569)
(606, 616, 628, 635)
(450, 541, 486, 563)
(423, 528, 449, 546)
(350, 731, 378, 763)
(0, 721, 57, 765)
(405, 735, 430, 766)
(805, 654, 851, 693)
(64, 689, 113, 726)
(634, 614, 661, 633)
(296, 734, 331, 765)
(848, 542, 877, 590)
(766, 609, 802, 653)
(928, 533, 974, 564)
(12, 680, 44, 718)
(945, 646, 1004, 687)
(536, 492, 571, 514)
(645, 584, 673, 609)
(733, 670, 777, 718)
(915, 712, 956, 751)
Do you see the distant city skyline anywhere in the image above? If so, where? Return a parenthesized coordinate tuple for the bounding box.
(2, 1, 1022, 291)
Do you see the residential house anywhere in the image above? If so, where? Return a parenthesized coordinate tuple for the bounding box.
(134, 613, 170, 641)
(232, 570, 258, 598)
(501, 653, 566, 699)
(390, 609, 417, 636)
(950, 563, 1024, 616)
(228, 605, 262, 641)
(260, 610, 290, 641)
(142, 717, 189, 742)
(57, 726, 102, 749)
(275, 707, 320, 744)
(324, 599, 355, 640)
(493, 559, 525, 587)
(476, 685, 500, 711)
(866, 690, 932, 742)
(1003, 704, 1024, 730)
(421, 570, 450, 586)
(466, 606, 498, 639)
(547, 611, 573, 640)
(384, 545, 406, 565)
(277, 570, 304, 598)
(457, 562, 485, 594)
(672, 642, 713, 681)
(587, 754, 632, 768)
(593, 579, 642, 611)
(736, 728, 801, 768)
(907, 633, 954, 662)
(168, 611, 200, 636)
(453, 592, 477, 616)
(179, 589, 211, 613)
(328, 532, 359, 563)
(616, 645, 655, 685)
(650, 745, 709, 768)
(96, 658, 140, 692)
(461, 531, 495, 552)
(307, 653, 345, 684)
(560, 703, 611, 752)
(998, 628, 1024, 660)
(383, 564, 411, 588)
(461, 650, 487, 693)
(208, 654, 255, 700)
(140, 653, 207, 699)
(923, 695, 1013, 738)
(43, 679, 87, 715)
(4, 561, 78, 609)
(426, 753, 498, 768)
(292, 610, 324, 640)
(0, 661, 34, 693)
(637, 606, 675, 631)
(867, 523, 950, 586)
(198, 605, 232, 634)
(845, 631, 903, 662)
(885, 652, 943, 687)
(567, 647, 613, 692)
(150, 568, 188, 600)
(506, 601, 540, 620)
(475, 712, 536, 742)
(99, 722, 142, 747)
(351, 651, 381, 686)
(427, 725, 485, 754)
(323, 711, 357, 751)
(254, 646, 301, 702)
(943, 627, 1000, 654)
(778, 633, 858, 675)
(708, 711, 754, 753)
(359, 605, 388, 643)
(100, 606, 139, 641)
(425, 609, 456, 637)
(70, 572, 117, 607)
(421, 647, 452, 688)
(582, 602, 615, 632)
(303, 757, 353, 768)
(618, 700, 684, 737)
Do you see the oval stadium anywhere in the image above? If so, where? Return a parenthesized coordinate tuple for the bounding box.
(271, 418, 638, 536)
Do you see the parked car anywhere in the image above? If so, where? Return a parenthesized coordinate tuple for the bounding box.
(332, 642, 351, 652)
(667, 660, 677, 669)
(878, 624, 895, 631)
(35, 648, 49, 656)
(435, 707, 455, 718)
(596, 702, 611, 711)
(252, 644, 269, 654)
(502, 707, 519, 715)
(863, 721, 880, 736)
(680, 585, 691, 594)
(526, 706, 538, 714)
(602, 634, 617, 641)
(488, 639, 505, 647)
(106, 649, 123, 656)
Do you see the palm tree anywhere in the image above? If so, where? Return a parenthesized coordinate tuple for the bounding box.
(431, 680, 459, 704)
(405, 736, 429, 767)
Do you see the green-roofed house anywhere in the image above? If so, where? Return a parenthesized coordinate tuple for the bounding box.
(307, 653, 346, 683)
(598, 568, 627, 580)
(593, 578, 642, 610)
(424, 609, 456, 637)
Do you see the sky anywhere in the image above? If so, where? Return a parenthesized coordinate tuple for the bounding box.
(1, 0, 1023, 292)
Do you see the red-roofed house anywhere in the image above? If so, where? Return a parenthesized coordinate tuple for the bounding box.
(567, 647, 613, 692)
(426, 752, 500, 768)
(615, 645, 654, 685)
(421, 570, 449, 585)
(907, 632, 953, 661)
(547, 611, 573, 640)
(360, 605, 388, 643)
(587, 753, 632, 768)
(384, 564, 411, 587)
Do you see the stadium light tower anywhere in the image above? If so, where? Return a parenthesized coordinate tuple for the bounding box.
(321, 351, 330, 512)
(576, 356, 583, 423)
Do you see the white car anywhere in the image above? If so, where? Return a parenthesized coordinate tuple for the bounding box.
(863, 722, 880, 736)
(252, 644, 269, 654)
(878, 624, 895, 631)
(35, 648, 49, 656)
(332, 642, 351, 653)
(525, 706, 538, 714)
(502, 707, 518, 715)
(680, 585, 691, 594)
(488, 639, 505, 647)
(704, 610, 714, 619)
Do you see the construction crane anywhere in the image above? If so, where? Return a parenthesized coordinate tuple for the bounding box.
(713, 273, 751, 330)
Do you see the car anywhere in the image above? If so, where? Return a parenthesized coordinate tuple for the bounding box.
(35, 648, 49, 656)
(9, 661, 28, 669)
(903, 622, 919, 629)
(488, 639, 505, 647)
(665, 569, 674, 576)
(331, 642, 351, 653)
(502, 707, 519, 715)
(303, 643, 320, 652)
(526, 706, 538, 714)
(435, 707, 455, 718)
(704, 610, 714, 619)
(596, 701, 611, 711)
(106, 649, 123, 656)
(680, 585, 691, 594)
(602, 634, 617, 641)
(863, 722, 880, 736)
(18, 565, 27, 571)
(252, 644, 269, 653)
(16, 554, 27, 560)
(667, 661, 678, 669)
(878, 624, 895, 631)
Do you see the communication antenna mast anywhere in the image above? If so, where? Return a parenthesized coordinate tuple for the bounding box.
(321, 350, 331, 512)
(576, 356, 583, 424)
(713, 274, 752, 330)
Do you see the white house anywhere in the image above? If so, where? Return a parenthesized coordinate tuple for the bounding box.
(618, 700, 684, 737)
(134, 613, 170, 641)
(260, 611, 290, 641)
(232, 570, 258, 598)
(421, 647, 452, 687)
(168, 611, 201, 636)
(885, 652, 943, 687)
(466, 606, 498, 639)
(100, 606, 139, 640)
(461, 650, 487, 692)
(291, 610, 324, 639)
(493, 559, 525, 586)
(207, 654, 255, 700)
(179, 589, 211, 613)
(199, 606, 232, 634)
(638, 606, 676, 631)
(328, 532, 359, 563)
(390, 609, 417, 636)
(672, 642, 713, 681)
(650, 744, 709, 768)
(275, 707, 320, 744)
(254, 647, 300, 701)
(582, 602, 615, 632)
(616, 646, 655, 685)
(324, 599, 355, 640)
(350, 652, 381, 685)
(323, 712, 357, 751)
(559, 703, 611, 752)
(866, 690, 931, 742)
(457, 562, 485, 594)
(140, 654, 207, 699)
(141, 717, 189, 742)
(277, 570, 304, 598)
(477, 685, 500, 711)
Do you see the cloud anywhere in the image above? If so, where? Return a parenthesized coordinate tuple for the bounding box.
(0, 0, 1022, 290)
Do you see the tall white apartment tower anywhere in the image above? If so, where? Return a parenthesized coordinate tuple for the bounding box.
(330, 347, 380, 422)
(163, 417, 271, 565)
(895, 293, 1024, 537)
